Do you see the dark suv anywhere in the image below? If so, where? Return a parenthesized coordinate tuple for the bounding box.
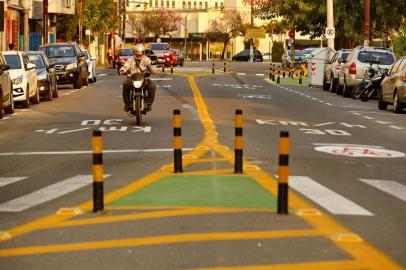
(40, 42, 88, 89)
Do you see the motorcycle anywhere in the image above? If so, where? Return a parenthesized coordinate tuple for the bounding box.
(128, 72, 149, 125)
(359, 67, 388, 102)
(352, 63, 378, 99)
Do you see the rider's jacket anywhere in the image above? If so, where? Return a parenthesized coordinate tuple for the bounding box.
(122, 55, 152, 74)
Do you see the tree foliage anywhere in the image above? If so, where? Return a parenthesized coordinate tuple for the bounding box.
(254, 0, 405, 49)
(83, 0, 121, 36)
(206, 10, 246, 59)
(129, 9, 181, 42)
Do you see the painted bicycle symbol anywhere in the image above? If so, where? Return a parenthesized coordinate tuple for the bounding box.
(315, 145, 405, 158)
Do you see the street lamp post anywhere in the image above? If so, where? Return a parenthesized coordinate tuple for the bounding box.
(326, 0, 334, 49)
(363, 0, 370, 47)
(43, 0, 48, 44)
(250, 0, 254, 62)
(21, 0, 30, 51)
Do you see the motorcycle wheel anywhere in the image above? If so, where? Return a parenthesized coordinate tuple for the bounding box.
(360, 90, 369, 102)
(134, 96, 142, 125)
(352, 84, 364, 99)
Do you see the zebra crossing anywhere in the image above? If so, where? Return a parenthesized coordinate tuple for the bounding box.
(0, 175, 405, 214)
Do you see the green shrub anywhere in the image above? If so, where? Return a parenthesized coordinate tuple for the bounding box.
(272, 41, 284, 62)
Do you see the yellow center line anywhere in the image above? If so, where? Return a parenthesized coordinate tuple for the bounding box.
(0, 230, 320, 257)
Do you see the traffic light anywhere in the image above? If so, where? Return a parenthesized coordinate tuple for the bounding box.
(126, 0, 129, 7)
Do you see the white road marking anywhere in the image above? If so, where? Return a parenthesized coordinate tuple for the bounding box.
(352, 112, 361, 115)
(59, 127, 91, 134)
(313, 143, 384, 148)
(0, 148, 195, 156)
(237, 73, 246, 75)
(0, 177, 28, 187)
(97, 74, 107, 77)
(0, 175, 110, 212)
(0, 117, 10, 120)
(360, 179, 406, 202)
(289, 176, 373, 216)
(255, 74, 265, 76)
(181, 104, 199, 120)
(390, 125, 404, 130)
(376, 120, 393, 124)
(326, 103, 333, 106)
(364, 116, 374, 120)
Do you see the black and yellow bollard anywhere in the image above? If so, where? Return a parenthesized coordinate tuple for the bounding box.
(212, 60, 215, 74)
(277, 69, 281, 84)
(283, 68, 286, 78)
(272, 65, 275, 81)
(162, 64, 165, 73)
(234, 109, 243, 173)
(223, 62, 227, 73)
(173, 109, 183, 173)
(277, 131, 289, 215)
(171, 63, 174, 74)
(92, 130, 104, 213)
(299, 71, 303, 85)
(269, 63, 272, 79)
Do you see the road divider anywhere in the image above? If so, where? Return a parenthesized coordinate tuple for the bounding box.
(173, 109, 183, 173)
(92, 130, 104, 212)
(277, 131, 289, 214)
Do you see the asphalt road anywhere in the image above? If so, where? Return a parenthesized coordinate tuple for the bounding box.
(0, 62, 405, 269)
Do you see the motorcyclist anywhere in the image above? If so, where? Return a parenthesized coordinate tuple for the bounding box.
(119, 44, 157, 114)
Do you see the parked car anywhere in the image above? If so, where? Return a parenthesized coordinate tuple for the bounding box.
(323, 49, 351, 92)
(232, 49, 263, 62)
(82, 49, 97, 83)
(302, 47, 318, 63)
(145, 48, 158, 65)
(341, 46, 395, 97)
(378, 56, 406, 113)
(282, 50, 304, 66)
(40, 42, 89, 89)
(2, 51, 38, 108)
(263, 52, 272, 61)
(149, 43, 176, 66)
(0, 54, 14, 118)
(116, 48, 133, 74)
(171, 49, 184, 66)
(25, 51, 58, 101)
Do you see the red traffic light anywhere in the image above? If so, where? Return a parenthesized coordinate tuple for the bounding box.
(288, 30, 295, 38)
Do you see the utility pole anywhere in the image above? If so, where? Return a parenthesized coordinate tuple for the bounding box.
(122, 0, 126, 43)
(363, 0, 370, 47)
(326, 0, 334, 49)
(21, 0, 30, 51)
(78, 0, 83, 46)
(43, 0, 48, 44)
(249, 0, 254, 62)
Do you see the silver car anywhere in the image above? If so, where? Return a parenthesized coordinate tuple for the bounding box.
(341, 46, 395, 97)
(323, 49, 350, 93)
(378, 56, 406, 113)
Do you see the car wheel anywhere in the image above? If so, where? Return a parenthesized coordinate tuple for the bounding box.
(378, 88, 388, 110)
(330, 77, 337, 93)
(31, 86, 40, 104)
(342, 81, 351, 97)
(73, 73, 83, 89)
(82, 71, 89, 86)
(393, 91, 404, 113)
(322, 77, 330, 91)
(45, 82, 53, 101)
(0, 93, 3, 119)
(4, 91, 14, 115)
(21, 86, 30, 108)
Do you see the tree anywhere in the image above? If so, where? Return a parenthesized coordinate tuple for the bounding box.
(129, 9, 181, 42)
(265, 19, 289, 43)
(83, 0, 121, 39)
(206, 10, 246, 60)
(254, 0, 405, 49)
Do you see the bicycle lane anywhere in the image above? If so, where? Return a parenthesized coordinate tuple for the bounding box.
(0, 75, 403, 269)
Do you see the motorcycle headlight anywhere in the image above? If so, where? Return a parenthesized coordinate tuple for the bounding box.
(133, 80, 143, 88)
(66, 63, 77, 70)
(12, 75, 23, 85)
(37, 73, 47, 80)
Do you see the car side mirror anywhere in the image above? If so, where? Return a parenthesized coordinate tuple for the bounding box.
(381, 68, 389, 76)
(27, 63, 36, 69)
(79, 52, 86, 58)
(0, 64, 10, 72)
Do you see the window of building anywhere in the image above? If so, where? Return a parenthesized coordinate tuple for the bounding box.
(172, 1, 175, 8)
(188, 1, 191, 9)
(155, 0, 158, 6)
(166, 1, 169, 7)
(161, 0, 164, 6)
(205, 2, 208, 8)
(182, 1, 185, 8)
(215, 2, 218, 8)
(199, 1, 202, 8)
(149, 0, 153, 7)
(193, 1, 196, 8)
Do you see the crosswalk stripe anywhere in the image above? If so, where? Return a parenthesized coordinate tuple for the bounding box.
(0, 177, 28, 187)
(0, 175, 110, 212)
(360, 179, 406, 202)
(289, 176, 373, 216)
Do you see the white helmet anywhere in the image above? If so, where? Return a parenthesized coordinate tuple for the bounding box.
(133, 44, 145, 58)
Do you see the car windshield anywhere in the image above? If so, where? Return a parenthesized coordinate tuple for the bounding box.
(119, 49, 133, 56)
(358, 51, 395, 65)
(26, 54, 45, 69)
(341, 52, 350, 61)
(150, 44, 170, 50)
(45, 45, 76, 58)
(303, 48, 315, 54)
(295, 51, 305, 56)
(4, 55, 21, 69)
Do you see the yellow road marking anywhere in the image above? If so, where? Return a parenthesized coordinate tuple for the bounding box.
(0, 230, 320, 257)
(190, 260, 366, 270)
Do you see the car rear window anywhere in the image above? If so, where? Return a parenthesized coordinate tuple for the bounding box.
(357, 51, 395, 65)
(150, 43, 170, 50)
(26, 54, 45, 69)
(119, 49, 133, 56)
(4, 55, 21, 69)
(341, 52, 350, 61)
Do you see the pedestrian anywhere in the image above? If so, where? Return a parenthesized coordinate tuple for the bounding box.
(107, 48, 113, 68)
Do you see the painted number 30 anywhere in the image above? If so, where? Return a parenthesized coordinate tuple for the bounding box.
(300, 129, 351, 136)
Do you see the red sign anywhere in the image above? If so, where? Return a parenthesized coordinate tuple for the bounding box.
(288, 30, 295, 38)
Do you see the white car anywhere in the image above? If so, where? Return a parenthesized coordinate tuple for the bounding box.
(0, 54, 14, 118)
(82, 49, 96, 83)
(2, 51, 38, 108)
